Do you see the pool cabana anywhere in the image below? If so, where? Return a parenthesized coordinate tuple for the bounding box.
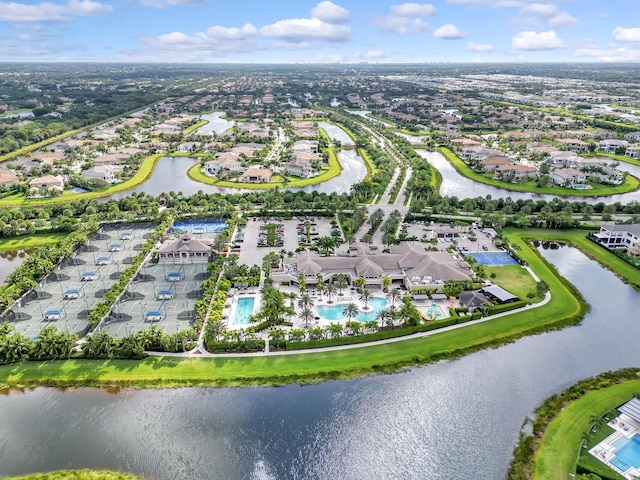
(81, 271, 98, 281)
(64, 288, 82, 299)
(157, 289, 174, 300)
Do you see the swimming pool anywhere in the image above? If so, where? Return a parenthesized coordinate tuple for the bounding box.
(173, 221, 228, 233)
(233, 297, 256, 325)
(612, 434, 640, 470)
(316, 297, 387, 322)
(418, 304, 446, 320)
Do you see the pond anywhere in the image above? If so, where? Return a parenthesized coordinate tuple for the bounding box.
(0, 250, 28, 284)
(191, 112, 235, 135)
(0, 246, 639, 479)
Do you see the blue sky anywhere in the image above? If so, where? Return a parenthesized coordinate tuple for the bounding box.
(0, 0, 638, 62)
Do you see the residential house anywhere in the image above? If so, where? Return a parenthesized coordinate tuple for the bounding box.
(593, 223, 640, 256)
(82, 165, 116, 183)
(481, 156, 510, 172)
(494, 164, 537, 181)
(292, 140, 319, 154)
(551, 168, 587, 188)
(29, 174, 65, 192)
(625, 144, 640, 159)
(285, 159, 313, 178)
(548, 151, 578, 168)
(597, 139, 628, 154)
(557, 138, 589, 152)
(239, 167, 273, 184)
(624, 132, 640, 142)
(203, 158, 244, 176)
(0, 170, 19, 187)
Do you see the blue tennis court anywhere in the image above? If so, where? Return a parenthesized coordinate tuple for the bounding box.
(467, 252, 518, 266)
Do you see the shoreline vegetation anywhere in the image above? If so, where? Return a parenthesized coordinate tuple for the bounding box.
(3, 227, 630, 389)
(438, 147, 640, 197)
(508, 369, 640, 480)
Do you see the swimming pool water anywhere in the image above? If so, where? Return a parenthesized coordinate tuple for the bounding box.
(316, 297, 387, 322)
(611, 457, 631, 472)
(613, 434, 640, 470)
(418, 304, 445, 320)
(173, 221, 228, 233)
(233, 297, 255, 325)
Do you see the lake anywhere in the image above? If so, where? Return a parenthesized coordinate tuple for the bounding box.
(0, 245, 639, 479)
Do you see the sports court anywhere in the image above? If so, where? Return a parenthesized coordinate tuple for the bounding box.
(466, 251, 518, 266)
(101, 252, 212, 339)
(2, 223, 157, 338)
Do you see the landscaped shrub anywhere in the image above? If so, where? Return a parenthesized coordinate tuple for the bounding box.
(487, 300, 528, 315)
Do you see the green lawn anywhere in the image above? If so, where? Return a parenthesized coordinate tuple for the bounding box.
(439, 147, 640, 197)
(485, 265, 540, 301)
(0, 232, 66, 251)
(183, 119, 208, 134)
(534, 381, 640, 480)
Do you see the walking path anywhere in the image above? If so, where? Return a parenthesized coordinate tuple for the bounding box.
(150, 291, 552, 358)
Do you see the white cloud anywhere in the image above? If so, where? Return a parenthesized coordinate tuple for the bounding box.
(447, 0, 527, 7)
(260, 18, 350, 42)
(0, 0, 111, 22)
(390, 3, 437, 17)
(520, 3, 577, 28)
(139, 23, 261, 59)
(465, 41, 494, 52)
(260, 2, 351, 43)
(574, 47, 640, 62)
(372, 3, 436, 35)
(366, 49, 384, 58)
(433, 23, 467, 39)
(138, 0, 203, 8)
(612, 27, 640, 43)
(512, 30, 565, 50)
(311, 1, 350, 24)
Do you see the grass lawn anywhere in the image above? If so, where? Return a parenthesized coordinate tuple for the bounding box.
(534, 380, 640, 480)
(0, 232, 66, 251)
(485, 265, 540, 301)
(6, 470, 140, 480)
(187, 147, 343, 190)
(439, 147, 640, 197)
(183, 120, 208, 134)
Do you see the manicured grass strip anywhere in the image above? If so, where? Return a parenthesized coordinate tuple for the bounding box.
(439, 147, 640, 197)
(187, 147, 342, 190)
(358, 147, 376, 181)
(0, 232, 66, 251)
(5, 469, 140, 480)
(504, 228, 640, 290)
(183, 119, 208, 134)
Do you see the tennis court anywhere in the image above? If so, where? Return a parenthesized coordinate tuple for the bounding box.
(467, 251, 518, 266)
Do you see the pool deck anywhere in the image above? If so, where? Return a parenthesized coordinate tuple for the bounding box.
(589, 414, 640, 479)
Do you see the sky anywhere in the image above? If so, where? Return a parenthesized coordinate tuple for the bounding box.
(0, 0, 638, 63)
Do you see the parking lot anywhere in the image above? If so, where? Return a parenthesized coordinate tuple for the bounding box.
(402, 221, 498, 253)
(3, 223, 157, 338)
(236, 217, 338, 267)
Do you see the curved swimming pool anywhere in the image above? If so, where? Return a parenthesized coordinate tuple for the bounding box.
(316, 297, 387, 322)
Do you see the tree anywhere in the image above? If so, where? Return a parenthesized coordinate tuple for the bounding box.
(354, 276, 366, 293)
(328, 322, 343, 339)
(381, 276, 392, 293)
(342, 302, 359, 323)
(325, 283, 337, 304)
(316, 274, 325, 297)
(298, 306, 314, 329)
(387, 287, 402, 307)
(359, 289, 372, 310)
(334, 273, 348, 296)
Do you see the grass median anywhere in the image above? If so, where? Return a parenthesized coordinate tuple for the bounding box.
(439, 147, 640, 197)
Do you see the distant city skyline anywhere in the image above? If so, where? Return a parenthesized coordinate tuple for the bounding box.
(0, 0, 638, 63)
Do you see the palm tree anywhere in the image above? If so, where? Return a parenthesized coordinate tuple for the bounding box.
(359, 289, 372, 310)
(298, 307, 314, 329)
(342, 302, 359, 323)
(375, 308, 388, 329)
(387, 287, 402, 307)
(328, 322, 343, 339)
(316, 274, 325, 297)
(297, 274, 306, 293)
(325, 283, 337, 304)
(298, 293, 314, 310)
(334, 273, 348, 296)
(382, 276, 391, 293)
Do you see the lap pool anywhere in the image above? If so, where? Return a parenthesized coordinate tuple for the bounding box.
(233, 297, 256, 325)
(173, 221, 228, 233)
(316, 297, 387, 322)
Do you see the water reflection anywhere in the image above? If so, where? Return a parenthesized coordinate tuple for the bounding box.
(0, 246, 638, 479)
(0, 250, 29, 284)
